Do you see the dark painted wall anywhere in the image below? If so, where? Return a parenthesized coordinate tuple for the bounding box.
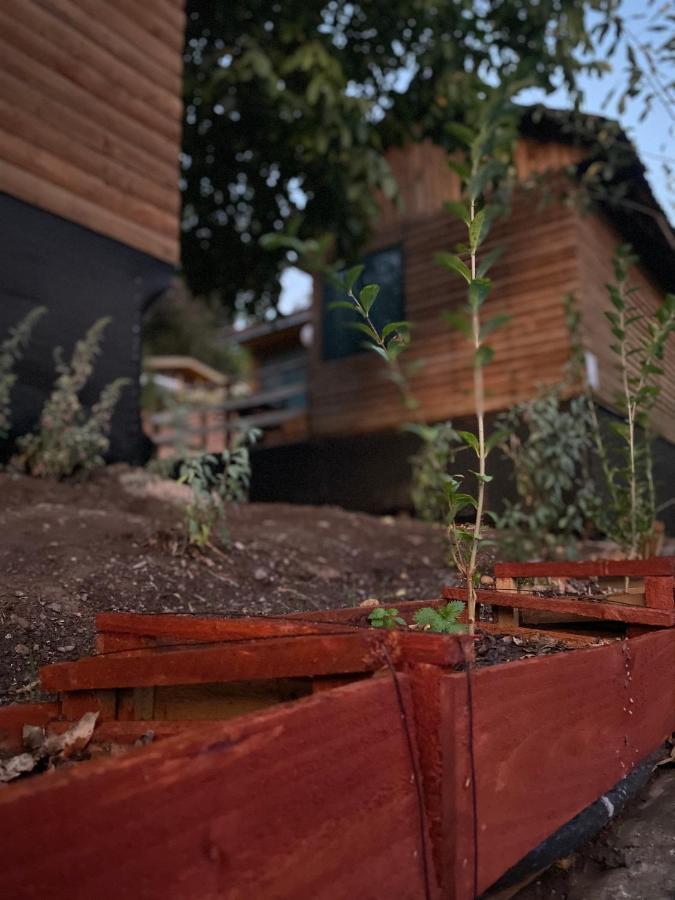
(0, 193, 173, 463)
(250, 408, 675, 535)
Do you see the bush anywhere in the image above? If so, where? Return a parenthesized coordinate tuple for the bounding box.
(0, 307, 46, 438)
(178, 429, 260, 548)
(407, 421, 461, 524)
(15, 318, 128, 478)
(143, 281, 250, 378)
(495, 391, 598, 560)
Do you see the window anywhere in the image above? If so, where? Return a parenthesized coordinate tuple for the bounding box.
(321, 245, 405, 361)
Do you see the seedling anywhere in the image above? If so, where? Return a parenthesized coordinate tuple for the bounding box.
(413, 600, 466, 634)
(367, 607, 406, 629)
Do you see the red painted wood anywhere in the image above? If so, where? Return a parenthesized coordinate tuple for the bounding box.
(494, 557, 675, 578)
(644, 576, 674, 610)
(443, 585, 675, 626)
(95, 612, 361, 653)
(41, 630, 470, 693)
(451, 629, 675, 894)
(0, 676, 438, 900)
(0, 701, 61, 753)
(46, 720, 218, 744)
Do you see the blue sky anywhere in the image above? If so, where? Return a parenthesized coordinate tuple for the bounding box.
(279, 0, 674, 314)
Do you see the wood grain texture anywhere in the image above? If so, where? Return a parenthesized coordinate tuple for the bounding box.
(460, 628, 675, 893)
(0, 676, 437, 900)
(576, 211, 675, 444)
(310, 190, 580, 437)
(41, 629, 471, 693)
(443, 585, 675, 626)
(495, 558, 675, 578)
(0, 0, 183, 262)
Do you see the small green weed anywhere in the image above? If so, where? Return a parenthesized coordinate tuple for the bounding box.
(413, 601, 467, 634)
(367, 607, 406, 629)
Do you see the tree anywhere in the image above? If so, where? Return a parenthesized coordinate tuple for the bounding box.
(182, 0, 614, 316)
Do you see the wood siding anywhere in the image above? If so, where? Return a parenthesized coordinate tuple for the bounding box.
(0, 0, 184, 263)
(310, 194, 580, 437)
(577, 212, 675, 444)
(310, 136, 675, 444)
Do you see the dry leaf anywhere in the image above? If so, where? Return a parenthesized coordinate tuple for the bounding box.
(0, 753, 35, 783)
(43, 711, 99, 759)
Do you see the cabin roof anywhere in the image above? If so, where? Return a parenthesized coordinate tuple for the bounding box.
(520, 106, 675, 293)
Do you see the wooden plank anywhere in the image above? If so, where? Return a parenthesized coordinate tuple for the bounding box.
(0, 701, 61, 753)
(644, 576, 674, 610)
(95, 611, 363, 653)
(0, 676, 438, 900)
(0, 94, 179, 216)
(34, 0, 182, 94)
(443, 585, 675, 627)
(112, 0, 186, 56)
(41, 630, 470, 693)
(0, 159, 179, 263)
(0, 130, 177, 237)
(45, 719, 218, 744)
(458, 628, 675, 894)
(494, 558, 675, 578)
(0, 41, 178, 181)
(1, 2, 181, 140)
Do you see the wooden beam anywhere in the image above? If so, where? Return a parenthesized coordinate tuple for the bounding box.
(443, 585, 675, 627)
(494, 558, 675, 578)
(0, 677, 438, 900)
(42, 630, 472, 693)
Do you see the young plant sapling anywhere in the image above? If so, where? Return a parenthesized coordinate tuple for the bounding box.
(0, 306, 46, 439)
(433, 106, 514, 633)
(413, 600, 466, 634)
(586, 246, 675, 558)
(367, 607, 406, 629)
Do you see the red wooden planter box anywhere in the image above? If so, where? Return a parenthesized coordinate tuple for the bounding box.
(1, 564, 674, 899)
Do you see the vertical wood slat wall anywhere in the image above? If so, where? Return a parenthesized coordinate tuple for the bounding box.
(0, 0, 184, 264)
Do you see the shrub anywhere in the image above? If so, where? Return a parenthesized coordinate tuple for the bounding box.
(0, 306, 46, 438)
(406, 421, 461, 524)
(178, 429, 260, 548)
(588, 246, 675, 558)
(15, 318, 128, 478)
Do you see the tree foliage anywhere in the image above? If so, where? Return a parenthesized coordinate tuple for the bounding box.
(182, 0, 614, 314)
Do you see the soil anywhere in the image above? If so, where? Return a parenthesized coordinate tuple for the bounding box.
(0, 465, 460, 703)
(473, 630, 574, 667)
(515, 765, 675, 899)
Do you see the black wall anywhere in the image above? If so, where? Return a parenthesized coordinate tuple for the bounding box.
(250, 409, 675, 535)
(0, 193, 173, 463)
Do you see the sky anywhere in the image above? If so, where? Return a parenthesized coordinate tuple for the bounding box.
(278, 0, 674, 315)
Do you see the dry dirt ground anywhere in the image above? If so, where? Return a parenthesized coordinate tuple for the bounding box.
(0, 465, 673, 898)
(0, 465, 455, 703)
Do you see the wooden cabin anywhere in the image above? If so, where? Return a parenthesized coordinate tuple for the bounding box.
(251, 115, 675, 521)
(0, 0, 184, 462)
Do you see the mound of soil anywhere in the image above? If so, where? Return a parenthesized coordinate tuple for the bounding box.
(0, 466, 457, 703)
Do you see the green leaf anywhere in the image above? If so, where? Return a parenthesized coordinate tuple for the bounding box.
(382, 320, 410, 339)
(486, 428, 510, 454)
(442, 310, 472, 336)
(451, 492, 478, 511)
(476, 246, 503, 278)
(348, 321, 378, 341)
(436, 252, 471, 283)
(468, 160, 504, 201)
(446, 122, 474, 146)
(447, 159, 471, 181)
(359, 283, 380, 314)
(328, 300, 357, 313)
(457, 430, 480, 455)
(343, 264, 364, 292)
(445, 200, 469, 224)
(470, 470, 493, 483)
(469, 209, 487, 251)
(474, 345, 494, 367)
(469, 278, 491, 309)
(480, 314, 510, 340)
